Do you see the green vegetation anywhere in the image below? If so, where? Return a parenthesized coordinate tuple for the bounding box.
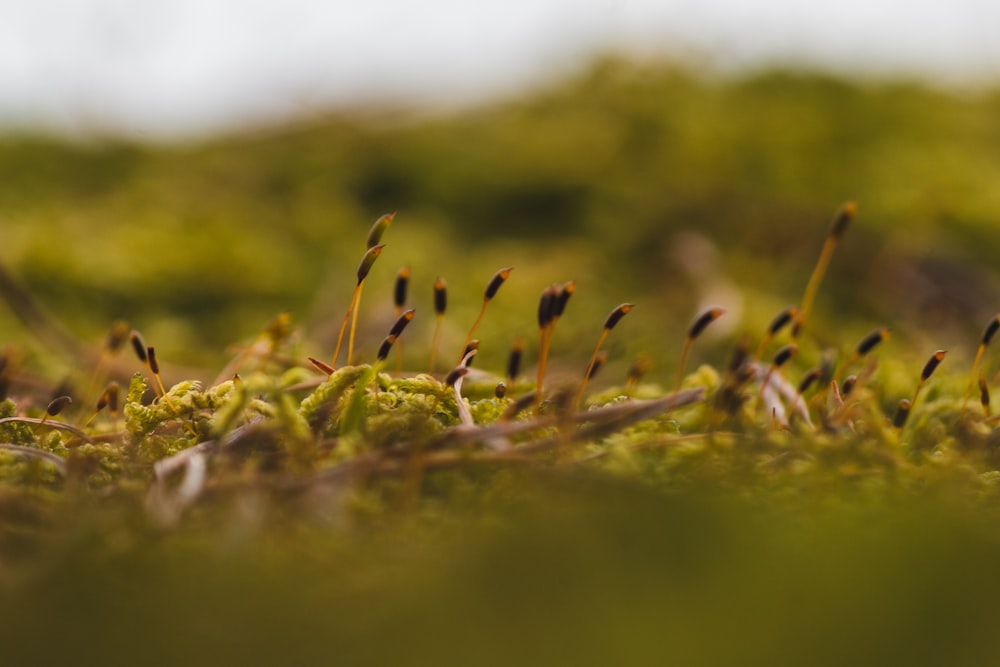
(3, 58, 1000, 664)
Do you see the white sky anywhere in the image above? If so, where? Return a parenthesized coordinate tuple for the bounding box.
(1, 0, 999, 137)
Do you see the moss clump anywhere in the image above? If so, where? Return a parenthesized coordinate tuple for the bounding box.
(0, 203, 999, 522)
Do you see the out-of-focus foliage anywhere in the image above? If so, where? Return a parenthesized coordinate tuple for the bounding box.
(3, 57, 1000, 377)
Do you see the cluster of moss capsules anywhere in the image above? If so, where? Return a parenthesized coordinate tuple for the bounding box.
(1, 202, 999, 521)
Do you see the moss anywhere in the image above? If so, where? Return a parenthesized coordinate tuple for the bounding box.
(298, 365, 368, 431)
(0, 400, 35, 446)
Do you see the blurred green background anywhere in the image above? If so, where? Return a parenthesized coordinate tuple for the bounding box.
(5, 57, 1000, 665)
(5, 57, 1000, 385)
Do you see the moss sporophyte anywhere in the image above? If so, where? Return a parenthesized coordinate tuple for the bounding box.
(1, 205, 1000, 523)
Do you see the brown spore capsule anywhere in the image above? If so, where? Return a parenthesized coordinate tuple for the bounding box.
(376, 335, 397, 362)
(507, 339, 524, 381)
(688, 307, 724, 340)
(356, 244, 385, 284)
(494, 382, 507, 399)
(428, 277, 448, 373)
(147, 347, 160, 375)
(586, 351, 608, 380)
(130, 331, 147, 364)
(389, 309, 416, 338)
(484, 267, 513, 301)
(146, 346, 171, 401)
(445, 366, 468, 387)
(105, 320, 131, 353)
(841, 375, 858, 397)
(675, 306, 717, 392)
(768, 306, 799, 336)
(982, 315, 1000, 346)
(892, 399, 911, 429)
(772, 344, 798, 368)
(86, 383, 117, 426)
(462, 340, 479, 367)
(553, 280, 576, 318)
(829, 201, 857, 240)
(920, 350, 947, 382)
(980, 374, 991, 416)
(433, 277, 447, 316)
(855, 327, 890, 357)
(578, 303, 634, 407)
(394, 266, 410, 309)
(46, 395, 72, 417)
(459, 268, 512, 366)
(534, 285, 564, 413)
(604, 303, 634, 331)
(797, 367, 824, 395)
(537, 285, 558, 330)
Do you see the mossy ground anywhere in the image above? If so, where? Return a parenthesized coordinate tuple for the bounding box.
(3, 58, 1000, 665)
